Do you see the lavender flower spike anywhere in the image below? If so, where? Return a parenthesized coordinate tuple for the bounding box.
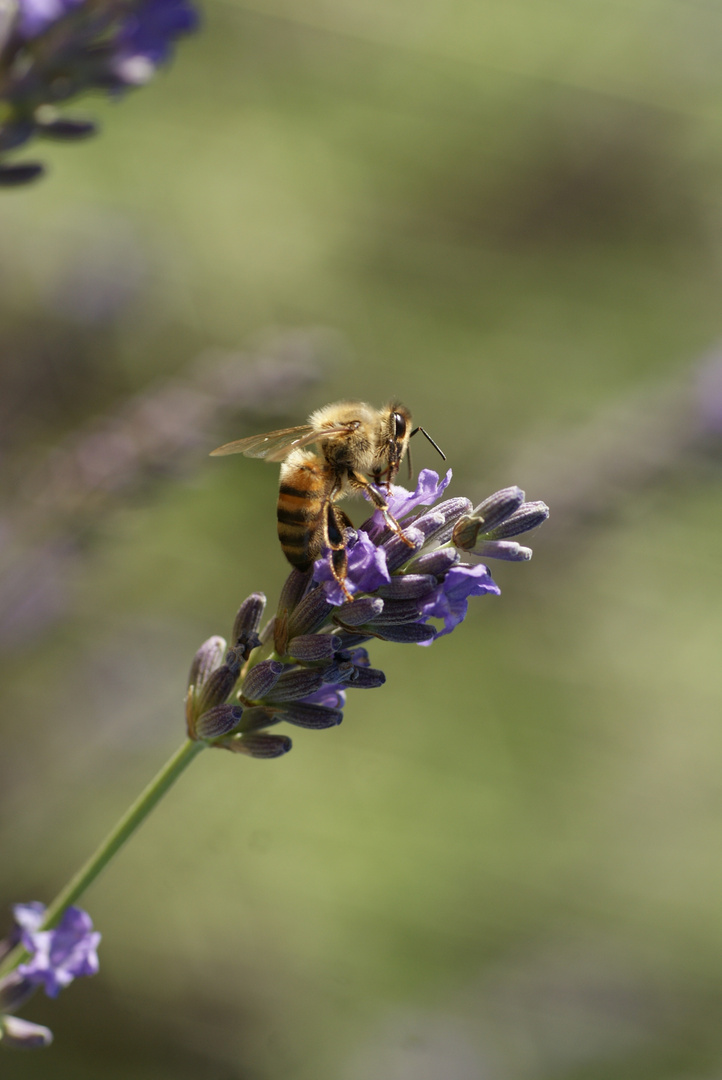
(14, 903, 100, 999)
(184, 467, 549, 757)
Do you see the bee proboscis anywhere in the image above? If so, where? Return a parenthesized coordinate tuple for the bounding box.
(211, 400, 444, 600)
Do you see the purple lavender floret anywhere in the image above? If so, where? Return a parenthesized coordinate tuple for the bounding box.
(16, 0, 82, 39)
(112, 0, 199, 81)
(419, 562, 500, 638)
(14, 903, 100, 999)
(364, 468, 453, 540)
(313, 468, 499, 641)
(313, 530, 390, 604)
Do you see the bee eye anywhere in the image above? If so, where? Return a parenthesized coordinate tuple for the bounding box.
(393, 413, 407, 439)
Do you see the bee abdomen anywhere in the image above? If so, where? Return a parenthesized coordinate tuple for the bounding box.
(277, 471, 324, 572)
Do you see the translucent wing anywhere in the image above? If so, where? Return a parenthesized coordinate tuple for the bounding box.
(210, 423, 355, 462)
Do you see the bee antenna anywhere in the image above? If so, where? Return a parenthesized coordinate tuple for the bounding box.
(410, 426, 446, 461)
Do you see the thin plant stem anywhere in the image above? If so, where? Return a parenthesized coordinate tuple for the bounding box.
(0, 738, 205, 979)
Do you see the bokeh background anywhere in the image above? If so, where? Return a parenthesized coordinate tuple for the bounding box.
(3, 1, 722, 1076)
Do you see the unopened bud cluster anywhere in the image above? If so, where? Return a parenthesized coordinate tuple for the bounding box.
(184, 469, 549, 759)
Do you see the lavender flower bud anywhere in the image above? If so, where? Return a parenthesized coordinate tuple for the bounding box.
(376, 573, 437, 599)
(0, 162, 43, 186)
(474, 540, 533, 561)
(195, 663, 238, 715)
(263, 668, 324, 704)
(276, 568, 312, 619)
(224, 648, 244, 677)
(38, 116, 97, 140)
(187, 636, 226, 693)
(407, 548, 460, 576)
(367, 622, 437, 644)
(412, 497, 473, 545)
(366, 599, 424, 625)
(484, 500, 550, 539)
(471, 487, 526, 530)
(334, 597, 384, 626)
(232, 593, 266, 649)
(333, 630, 372, 650)
(194, 704, 244, 740)
(383, 527, 425, 571)
(286, 586, 333, 639)
(288, 633, 342, 662)
(241, 660, 284, 701)
(0, 1015, 53, 1049)
(345, 666, 385, 689)
(233, 733, 293, 758)
(274, 702, 343, 729)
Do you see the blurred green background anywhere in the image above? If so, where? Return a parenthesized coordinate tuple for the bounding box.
(3, 0, 722, 1076)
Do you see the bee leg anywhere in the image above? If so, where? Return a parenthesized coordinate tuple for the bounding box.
(324, 502, 355, 601)
(348, 470, 416, 548)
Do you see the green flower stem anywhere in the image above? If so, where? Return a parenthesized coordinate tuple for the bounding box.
(0, 737, 205, 980)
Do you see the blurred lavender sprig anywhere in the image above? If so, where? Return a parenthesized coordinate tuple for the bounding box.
(0, 901, 100, 1048)
(0, 0, 198, 183)
(185, 469, 549, 759)
(0, 332, 330, 647)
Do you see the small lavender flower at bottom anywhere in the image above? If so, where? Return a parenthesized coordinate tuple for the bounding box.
(13, 903, 100, 1000)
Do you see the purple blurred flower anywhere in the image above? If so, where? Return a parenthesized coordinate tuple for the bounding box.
(14, 903, 100, 999)
(112, 0, 200, 82)
(2, 0, 200, 183)
(16, 0, 82, 38)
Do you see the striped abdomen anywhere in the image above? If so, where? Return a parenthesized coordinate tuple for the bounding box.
(277, 457, 328, 571)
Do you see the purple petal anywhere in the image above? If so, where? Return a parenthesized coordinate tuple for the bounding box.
(116, 0, 199, 64)
(16, 904, 100, 999)
(301, 685, 347, 709)
(368, 468, 453, 529)
(12, 902, 46, 933)
(420, 562, 500, 640)
(16, 0, 82, 38)
(313, 531, 391, 605)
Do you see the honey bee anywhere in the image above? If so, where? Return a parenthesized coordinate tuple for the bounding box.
(211, 401, 444, 599)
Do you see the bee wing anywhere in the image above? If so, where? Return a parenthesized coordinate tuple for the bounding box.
(210, 423, 355, 462)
